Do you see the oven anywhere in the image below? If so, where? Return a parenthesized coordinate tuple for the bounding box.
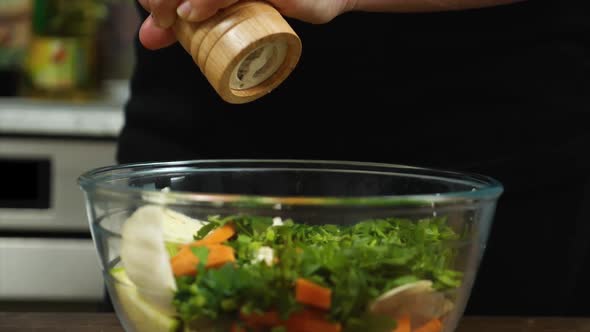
(0, 136, 117, 304)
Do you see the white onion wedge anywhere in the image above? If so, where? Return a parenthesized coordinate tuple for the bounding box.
(120, 205, 179, 316)
(370, 280, 454, 327)
(163, 209, 206, 244)
(111, 267, 180, 332)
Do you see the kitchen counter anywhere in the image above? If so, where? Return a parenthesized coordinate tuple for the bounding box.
(0, 80, 127, 138)
(1, 313, 589, 332)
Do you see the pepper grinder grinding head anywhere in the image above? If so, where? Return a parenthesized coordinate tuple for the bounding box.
(173, 1, 302, 104)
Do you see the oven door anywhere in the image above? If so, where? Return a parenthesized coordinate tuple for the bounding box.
(0, 137, 116, 303)
(0, 238, 104, 302)
(0, 137, 116, 231)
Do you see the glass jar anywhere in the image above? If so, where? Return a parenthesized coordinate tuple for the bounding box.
(22, 0, 107, 100)
(0, 0, 32, 96)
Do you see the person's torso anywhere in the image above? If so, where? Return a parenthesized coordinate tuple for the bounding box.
(121, 0, 590, 165)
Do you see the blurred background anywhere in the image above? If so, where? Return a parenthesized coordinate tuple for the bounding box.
(0, 0, 138, 311)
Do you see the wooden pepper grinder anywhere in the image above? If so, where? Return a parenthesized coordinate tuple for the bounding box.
(173, 1, 302, 104)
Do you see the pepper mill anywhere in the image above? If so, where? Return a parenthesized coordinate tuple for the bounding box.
(173, 1, 302, 104)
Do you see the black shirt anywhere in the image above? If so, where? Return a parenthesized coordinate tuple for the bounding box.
(120, 0, 589, 164)
(118, 0, 590, 316)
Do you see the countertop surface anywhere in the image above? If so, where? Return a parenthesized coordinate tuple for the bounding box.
(1, 313, 590, 332)
(0, 80, 127, 138)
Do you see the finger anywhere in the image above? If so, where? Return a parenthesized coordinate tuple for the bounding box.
(267, 0, 313, 22)
(268, 0, 344, 23)
(139, 15, 177, 50)
(149, 0, 182, 28)
(177, 0, 237, 22)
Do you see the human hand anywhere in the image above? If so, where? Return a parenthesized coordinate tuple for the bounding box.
(137, 0, 354, 50)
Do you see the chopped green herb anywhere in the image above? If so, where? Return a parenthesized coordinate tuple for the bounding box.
(173, 215, 463, 331)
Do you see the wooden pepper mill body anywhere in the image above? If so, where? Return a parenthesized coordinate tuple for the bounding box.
(173, 1, 302, 104)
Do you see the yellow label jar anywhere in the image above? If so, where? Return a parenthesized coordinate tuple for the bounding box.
(27, 36, 95, 92)
(23, 0, 105, 100)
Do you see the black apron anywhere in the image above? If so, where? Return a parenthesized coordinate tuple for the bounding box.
(118, 0, 590, 316)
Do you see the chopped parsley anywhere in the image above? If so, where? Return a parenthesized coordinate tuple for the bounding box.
(173, 215, 463, 331)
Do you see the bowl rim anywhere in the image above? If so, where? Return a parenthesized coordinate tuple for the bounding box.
(78, 159, 504, 207)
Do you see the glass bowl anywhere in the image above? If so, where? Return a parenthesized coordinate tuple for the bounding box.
(78, 160, 503, 332)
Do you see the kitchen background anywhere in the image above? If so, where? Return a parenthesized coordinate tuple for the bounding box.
(0, 0, 138, 311)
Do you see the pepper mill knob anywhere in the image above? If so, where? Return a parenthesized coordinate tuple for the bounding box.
(173, 1, 302, 104)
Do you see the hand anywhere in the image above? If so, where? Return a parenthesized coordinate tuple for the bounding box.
(138, 0, 354, 50)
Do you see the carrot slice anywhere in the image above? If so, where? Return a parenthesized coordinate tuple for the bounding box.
(240, 311, 282, 328)
(413, 319, 442, 332)
(239, 309, 341, 332)
(393, 315, 411, 332)
(196, 223, 236, 245)
(170, 243, 235, 276)
(285, 309, 342, 332)
(295, 278, 332, 310)
(230, 323, 247, 332)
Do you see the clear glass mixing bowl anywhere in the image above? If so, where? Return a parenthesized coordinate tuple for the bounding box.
(78, 160, 503, 332)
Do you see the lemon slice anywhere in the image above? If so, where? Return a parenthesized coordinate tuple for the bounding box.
(111, 268, 180, 332)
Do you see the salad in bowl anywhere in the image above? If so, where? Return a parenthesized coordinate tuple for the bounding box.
(78, 160, 502, 332)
